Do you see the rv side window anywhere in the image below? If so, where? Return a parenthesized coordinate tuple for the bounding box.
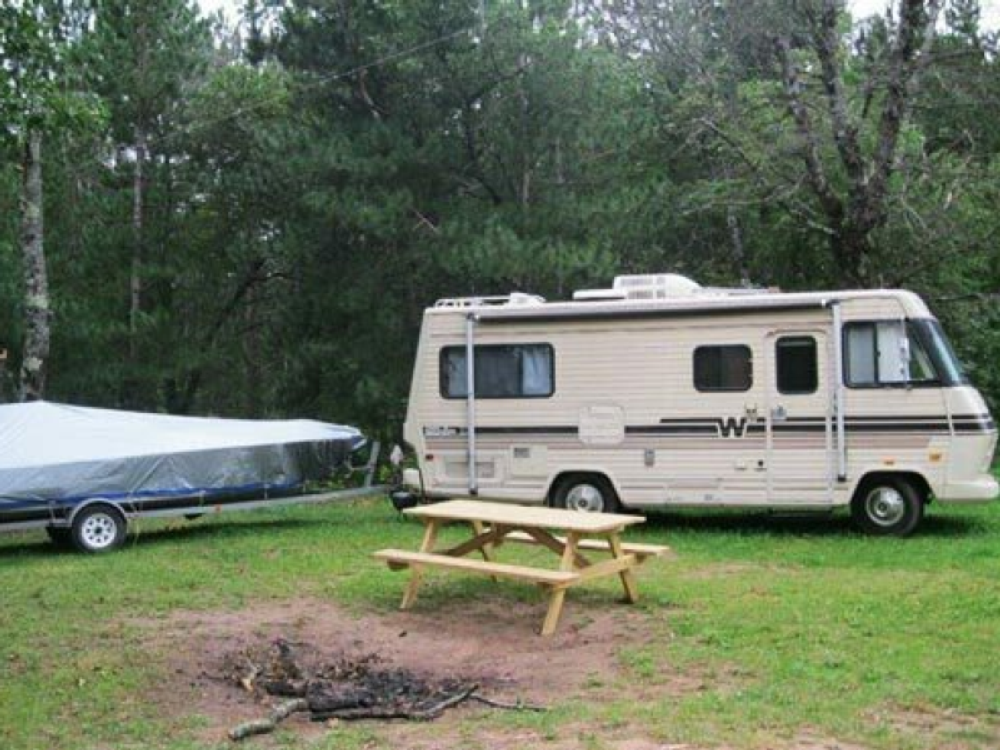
(440, 344, 554, 399)
(844, 321, 943, 387)
(694, 345, 752, 392)
(776, 337, 818, 394)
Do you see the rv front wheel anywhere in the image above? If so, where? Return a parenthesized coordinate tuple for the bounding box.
(71, 504, 128, 553)
(552, 475, 620, 514)
(851, 477, 924, 537)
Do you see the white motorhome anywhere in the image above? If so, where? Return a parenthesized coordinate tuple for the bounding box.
(401, 274, 998, 535)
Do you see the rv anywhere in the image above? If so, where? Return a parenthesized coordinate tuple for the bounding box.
(400, 274, 998, 535)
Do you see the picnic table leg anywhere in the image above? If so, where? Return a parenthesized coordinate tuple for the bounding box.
(401, 519, 439, 610)
(540, 531, 579, 637)
(607, 531, 639, 604)
(471, 520, 494, 560)
(471, 519, 499, 583)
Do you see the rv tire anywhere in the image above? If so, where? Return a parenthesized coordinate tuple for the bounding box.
(70, 504, 128, 553)
(552, 475, 621, 514)
(850, 476, 924, 537)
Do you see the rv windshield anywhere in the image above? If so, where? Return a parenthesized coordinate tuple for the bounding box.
(911, 319, 968, 386)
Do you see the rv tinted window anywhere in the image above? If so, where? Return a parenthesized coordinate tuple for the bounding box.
(694, 346, 752, 392)
(776, 337, 818, 394)
(440, 344, 554, 399)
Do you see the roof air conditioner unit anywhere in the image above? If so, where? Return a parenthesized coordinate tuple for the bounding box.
(612, 274, 702, 300)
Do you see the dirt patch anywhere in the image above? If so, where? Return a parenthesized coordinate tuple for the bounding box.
(136, 596, 667, 744)
(681, 562, 795, 580)
(880, 704, 1000, 746)
(786, 732, 871, 750)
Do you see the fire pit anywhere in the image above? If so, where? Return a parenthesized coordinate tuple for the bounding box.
(222, 638, 544, 741)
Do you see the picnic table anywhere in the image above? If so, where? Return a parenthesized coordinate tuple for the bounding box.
(374, 499, 670, 636)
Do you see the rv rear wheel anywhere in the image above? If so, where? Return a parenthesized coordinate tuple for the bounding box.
(850, 477, 924, 537)
(71, 504, 128, 553)
(552, 475, 620, 514)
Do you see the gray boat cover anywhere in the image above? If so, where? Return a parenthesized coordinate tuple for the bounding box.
(0, 401, 364, 507)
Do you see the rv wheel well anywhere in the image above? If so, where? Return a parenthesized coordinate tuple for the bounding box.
(547, 472, 620, 505)
(853, 472, 932, 505)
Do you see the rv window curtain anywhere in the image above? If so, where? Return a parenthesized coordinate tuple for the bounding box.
(444, 349, 469, 398)
(521, 347, 552, 395)
(440, 344, 553, 399)
(846, 325, 877, 384)
(876, 322, 908, 383)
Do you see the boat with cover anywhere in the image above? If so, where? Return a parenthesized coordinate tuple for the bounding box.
(0, 401, 365, 527)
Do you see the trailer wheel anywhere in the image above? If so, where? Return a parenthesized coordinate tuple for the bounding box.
(46, 527, 73, 549)
(552, 475, 620, 514)
(850, 476, 924, 537)
(71, 504, 127, 553)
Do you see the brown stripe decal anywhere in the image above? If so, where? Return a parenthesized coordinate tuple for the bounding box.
(423, 413, 995, 438)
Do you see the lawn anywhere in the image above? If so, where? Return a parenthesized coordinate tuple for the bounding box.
(1, 488, 998, 750)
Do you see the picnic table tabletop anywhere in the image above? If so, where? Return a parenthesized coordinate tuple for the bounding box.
(403, 499, 647, 533)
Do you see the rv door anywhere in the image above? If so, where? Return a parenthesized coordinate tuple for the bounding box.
(764, 329, 835, 506)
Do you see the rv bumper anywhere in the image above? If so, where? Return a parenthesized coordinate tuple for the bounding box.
(936, 475, 999, 503)
(402, 468, 422, 490)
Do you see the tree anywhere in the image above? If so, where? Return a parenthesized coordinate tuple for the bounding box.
(0, 1, 101, 400)
(90, 0, 211, 405)
(772, 0, 944, 284)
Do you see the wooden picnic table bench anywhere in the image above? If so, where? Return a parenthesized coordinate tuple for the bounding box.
(373, 500, 670, 636)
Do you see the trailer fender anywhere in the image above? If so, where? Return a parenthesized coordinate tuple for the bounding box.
(65, 497, 132, 526)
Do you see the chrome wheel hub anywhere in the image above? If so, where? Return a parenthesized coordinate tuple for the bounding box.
(864, 487, 906, 527)
(81, 513, 118, 549)
(565, 484, 605, 513)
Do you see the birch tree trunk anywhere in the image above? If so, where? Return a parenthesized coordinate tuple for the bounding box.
(19, 129, 50, 402)
(130, 129, 146, 360)
(121, 128, 147, 407)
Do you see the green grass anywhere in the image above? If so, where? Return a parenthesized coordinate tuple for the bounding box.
(1, 489, 999, 750)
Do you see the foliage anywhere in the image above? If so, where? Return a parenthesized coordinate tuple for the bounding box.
(0, 0, 999, 423)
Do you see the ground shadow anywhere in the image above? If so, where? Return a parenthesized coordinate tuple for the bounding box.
(1, 503, 986, 561)
(639, 508, 986, 538)
(0, 517, 316, 560)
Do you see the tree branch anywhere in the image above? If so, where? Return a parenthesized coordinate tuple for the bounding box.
(815, 0, 864, 182)
(863, 0, 942, 231)
(774, 35, 844, 224)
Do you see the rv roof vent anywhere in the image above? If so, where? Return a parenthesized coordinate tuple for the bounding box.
(612, 273, 703, 300)
(573, 288, 629, 302)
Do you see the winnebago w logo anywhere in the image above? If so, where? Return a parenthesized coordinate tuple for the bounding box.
(717, 417, 751, 438)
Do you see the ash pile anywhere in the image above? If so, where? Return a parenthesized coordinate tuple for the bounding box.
(222, 638, 542, 742)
